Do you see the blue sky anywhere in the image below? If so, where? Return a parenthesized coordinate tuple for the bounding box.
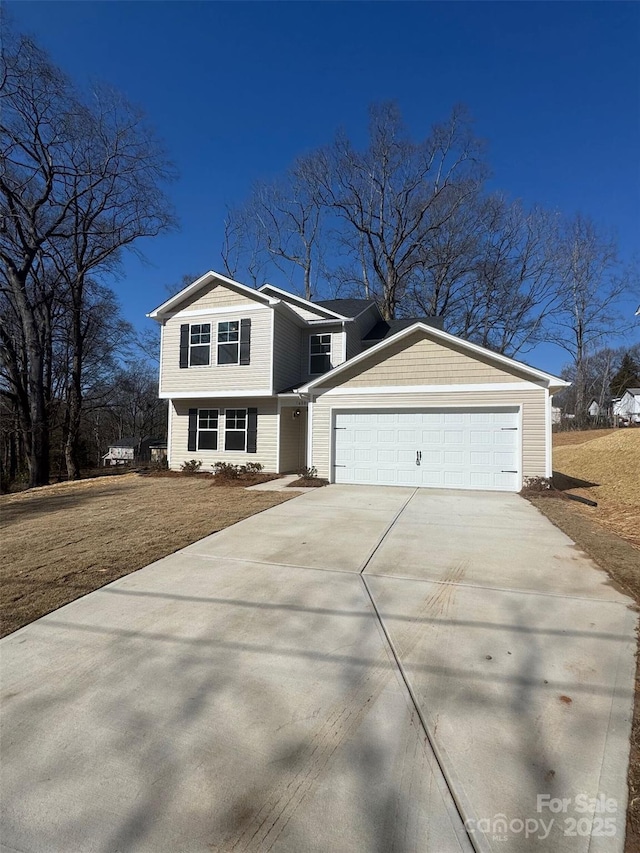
(8, 1, 640, 373)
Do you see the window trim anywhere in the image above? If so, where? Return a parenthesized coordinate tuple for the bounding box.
(196, 408, 219, 450)
(216, 320, 241, 366)
(188, 323, 211, 368)
(224, 408, 248, 452)
(309, 333, 332, 376)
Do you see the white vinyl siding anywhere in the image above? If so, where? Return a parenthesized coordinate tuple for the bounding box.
(170, 398, 278, 470)
(272, 310, 303, 392)
(175, 282, 259, 313)
(161, 307, 272, 396)
(332, 332, 535, 388)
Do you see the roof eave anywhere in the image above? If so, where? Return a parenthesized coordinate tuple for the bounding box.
(298, 322, 568, 394)
(258, 283, 348, 320)
(148, 270, 277, 319)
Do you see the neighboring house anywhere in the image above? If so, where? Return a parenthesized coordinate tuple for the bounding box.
(587, 400, 601, 418)
(613, 388, 640, 423)
(102, 436, 164, 466)
(551, 406, 562, 425)
(148, 271, 569, 492)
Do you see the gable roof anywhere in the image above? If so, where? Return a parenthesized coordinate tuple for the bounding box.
(147, 271, 277, 319)
(363, 317, 444, 341)
(314, 299, 377, 319)
(297, 321, 570, 394)
(258, 283, 348, 320)
(622, 388, 640, 396)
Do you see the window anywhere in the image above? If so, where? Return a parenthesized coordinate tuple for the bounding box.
(189, 324, 211, 366)
(309, 333, 331, 374)
(224, 409, 247, 451)
(197, 409, 218, 450)
(217, 320, 240, 365)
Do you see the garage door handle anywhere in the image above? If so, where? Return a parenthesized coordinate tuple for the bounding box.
(416, 450, 421, 466)
(502, 470, 517, 473)
(501, 427, 518, 431)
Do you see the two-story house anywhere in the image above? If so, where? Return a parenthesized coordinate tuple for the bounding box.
(148, 270, 568, 491)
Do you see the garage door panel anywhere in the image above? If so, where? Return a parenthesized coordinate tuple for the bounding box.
(333, 409, 520, 492)
(444, 431, 464, 445)
(470, 429, 492, 445)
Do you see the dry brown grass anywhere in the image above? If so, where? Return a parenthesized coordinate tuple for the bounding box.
(552, 429, 640, 547)
(553, 427, 617, 447)
(0, 473, 294, 638)
(536, 428, 640, 850)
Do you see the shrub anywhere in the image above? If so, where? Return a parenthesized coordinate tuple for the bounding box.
(180, 459, 202, 475)
(212, 461, 265, 480)
(521, 476, 552, 493)
(212, 461, 240, 479)
(297, 466, 318, 479)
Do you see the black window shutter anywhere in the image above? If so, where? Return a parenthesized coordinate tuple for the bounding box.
(239, 318, 251, 365)
(179, 324, 190, 368)
(247, 408, 258, 453)
(188, 408, 197, 452)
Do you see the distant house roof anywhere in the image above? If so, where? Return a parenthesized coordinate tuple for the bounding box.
(109, 437, 137, 448)
(314, 299, 376, 318)
(108, 435, 164, 449)
(625, 388, 640, 395)
(363, 316, 445, 341)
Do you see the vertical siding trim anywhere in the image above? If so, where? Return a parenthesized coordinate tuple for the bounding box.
(159, 322, 165, 396)
(307, 401, 313, 471)
(545, 388, 552, 478)
(270, 310, 275, 394)
(276, 397, 282, 472)
(167, 399, 173, 468)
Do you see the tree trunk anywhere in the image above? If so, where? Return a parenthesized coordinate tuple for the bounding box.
(26, 381, 50, 487)
(64, 305, 83, 480)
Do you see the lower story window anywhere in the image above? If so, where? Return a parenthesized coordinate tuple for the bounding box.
(224, 409, 247, 451)
(197, 409, 218, 450)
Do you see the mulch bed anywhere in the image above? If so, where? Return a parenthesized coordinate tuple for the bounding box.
(287, 477, 329, 488)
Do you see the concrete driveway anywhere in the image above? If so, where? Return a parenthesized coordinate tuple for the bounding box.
(1, 486, 636, 853)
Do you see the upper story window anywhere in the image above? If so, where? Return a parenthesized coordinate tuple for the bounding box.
(189, 324, 211, 366)
(179, 317, 251, 370)
(217, 321, 240, 365)
(309, 333, 331, 375)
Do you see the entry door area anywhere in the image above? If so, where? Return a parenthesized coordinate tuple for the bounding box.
(333, 408, 520, 491)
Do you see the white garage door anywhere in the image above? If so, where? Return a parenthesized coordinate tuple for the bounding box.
(333, 408, 520, 491)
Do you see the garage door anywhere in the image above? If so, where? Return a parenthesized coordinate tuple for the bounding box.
(333, 408, 520, 491)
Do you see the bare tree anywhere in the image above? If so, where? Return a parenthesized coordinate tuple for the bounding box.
(312, 102, 487, 319)
(222, 156, 323, 299)
(0, 30, 174, 484)
(549, 214, 635, 424)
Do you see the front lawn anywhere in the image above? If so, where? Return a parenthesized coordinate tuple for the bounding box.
(0, 473, 294, 638)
